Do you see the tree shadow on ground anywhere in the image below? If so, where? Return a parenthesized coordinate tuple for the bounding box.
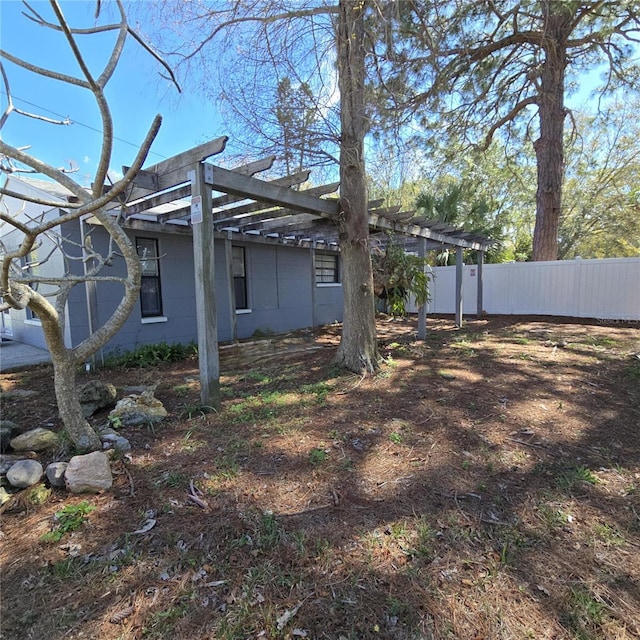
(1, 316, 638, 639)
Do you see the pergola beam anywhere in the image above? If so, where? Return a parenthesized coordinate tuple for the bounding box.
(368, 213, 488, 251)
(126, 136, 229, 201)
(214, 182, 339, 225)
(204, 163, 340, 218)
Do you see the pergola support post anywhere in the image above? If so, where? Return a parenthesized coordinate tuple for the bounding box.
(417, 237, 427, 340)
(191, 162, 221, 409)
(455, 246, 464, 328)
(477, 249, 484, 319)
(310, 244, 318, 329)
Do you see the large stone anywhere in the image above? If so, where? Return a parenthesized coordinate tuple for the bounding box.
(0, 453, 35, 474)
(109, 390, 167, 427)
(45, 461, 69, 488)
(77, 380, 117, 418)
(6, 459, 44, 488)
(9, 428, 60, 452)
(65, 451, 113, 493)
(0, 420, 18, 452)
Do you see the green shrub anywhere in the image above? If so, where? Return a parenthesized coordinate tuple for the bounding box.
(104, 341, 197, 368)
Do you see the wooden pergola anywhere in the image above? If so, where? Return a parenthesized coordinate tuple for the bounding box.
(97, 138, 492, 405)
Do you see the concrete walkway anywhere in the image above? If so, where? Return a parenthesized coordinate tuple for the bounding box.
(0, 340, 52, 372)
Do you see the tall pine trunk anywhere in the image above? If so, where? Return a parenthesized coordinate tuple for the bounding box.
(532, 1, 570, 261)
(333, 0, 379, 374)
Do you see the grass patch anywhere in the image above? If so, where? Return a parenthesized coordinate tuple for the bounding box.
(161, 471, 190, 488)
(563, 585, 608, 639)
(309, 447, 329, 466)
(625, 358, 640, 380)
(556, 466, 599, 490)
(300, 381, 332, 404)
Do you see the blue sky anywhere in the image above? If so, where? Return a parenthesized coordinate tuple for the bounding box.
(0, 0, 228, 186)
(1, 0, 631, 191)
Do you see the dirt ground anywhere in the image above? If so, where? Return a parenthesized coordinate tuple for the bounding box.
(1, 315, 639, 640)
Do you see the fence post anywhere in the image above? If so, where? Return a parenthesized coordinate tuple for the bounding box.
(477, 250, 484, 318)
(455, 246, 464, 328)
(418, 237, 427, 340)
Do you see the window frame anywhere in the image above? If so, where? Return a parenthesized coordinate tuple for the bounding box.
(232, 245, 249, 310)
(315, 252, 340, 285)
(136, 237, 164, 318)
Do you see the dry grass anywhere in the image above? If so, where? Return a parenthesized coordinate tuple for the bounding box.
(1, 316, 639, 639)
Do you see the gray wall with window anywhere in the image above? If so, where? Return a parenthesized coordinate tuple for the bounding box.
(68, 226, 344, 355)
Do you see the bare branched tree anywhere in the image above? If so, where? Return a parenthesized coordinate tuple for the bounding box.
(145, 0, 380, 373)
(0, 0, 178, 450)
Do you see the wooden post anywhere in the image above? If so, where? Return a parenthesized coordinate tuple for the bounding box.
(455, 246, 464, 328)
(310, 244, 318, 328)
(224, 233, 238, 341)
(417, 237, 427, 340)
(191, 163, 220, 409)
(477, 250, 484, 319)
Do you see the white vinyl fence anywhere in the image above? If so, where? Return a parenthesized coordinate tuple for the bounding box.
(418, 257, 640, 321)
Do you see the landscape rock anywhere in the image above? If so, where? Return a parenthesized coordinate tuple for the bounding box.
(9, 428, 60, 452)
(109, 390, 167, 427)
(65, 451, 113, 493)
(0, 453, 35, 474)
(6, 459, 44, 488)
(100, 433, 132, 453)
(0, 486, 12, 506)
(77, 380, 117, 418)
(0, 420, 19, 452)
(45, 461, 69, 488)
(96, 424, 119, 437)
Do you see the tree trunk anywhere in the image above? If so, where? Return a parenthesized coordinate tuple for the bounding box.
(53, 356, 102, 452)
(333, 0, 379, 374)
(532, 2, 570, 261)
(22, 286, 102, 452)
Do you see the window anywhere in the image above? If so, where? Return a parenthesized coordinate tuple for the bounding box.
(315, 252, 339, 284)
(232, 246, 248, 309)
(21, 251, 39, 321)
(136, 237, 163, 317)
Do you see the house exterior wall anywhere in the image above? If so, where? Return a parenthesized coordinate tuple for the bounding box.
(0, 177, 72, 349)
(71, 226, 344, 355)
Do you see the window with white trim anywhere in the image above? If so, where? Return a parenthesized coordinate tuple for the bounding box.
(136, 237, 163, 318)
(315, 252, 339, 284)
(232, 246, 248, 309)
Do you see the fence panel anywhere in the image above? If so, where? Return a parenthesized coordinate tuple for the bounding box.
(418, 258, 640, 320)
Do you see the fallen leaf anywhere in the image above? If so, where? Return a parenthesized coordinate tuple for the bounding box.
(277, 601, 303, 631)
(132, 518, 156, 535)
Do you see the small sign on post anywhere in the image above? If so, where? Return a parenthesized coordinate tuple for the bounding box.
(191, 195, 203, 224)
